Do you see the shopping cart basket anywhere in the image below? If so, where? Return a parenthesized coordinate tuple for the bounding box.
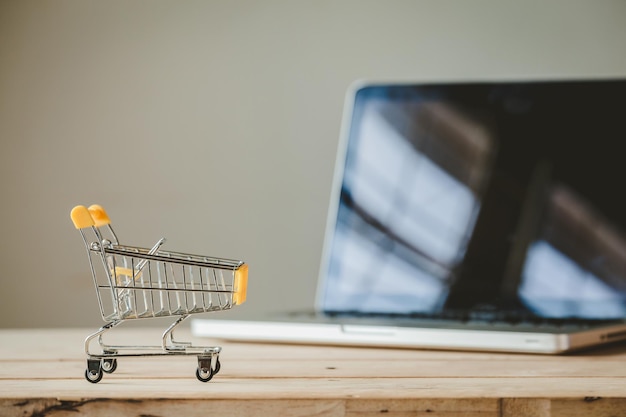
(70, 204, 248, 383)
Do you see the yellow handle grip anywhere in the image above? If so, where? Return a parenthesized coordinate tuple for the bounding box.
(70, 205, 95, 229)
(233, 263, 248, 305)
(88, 204, 111, 227)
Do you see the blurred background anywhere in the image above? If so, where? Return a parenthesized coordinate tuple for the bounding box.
(1, 0, 626, 328)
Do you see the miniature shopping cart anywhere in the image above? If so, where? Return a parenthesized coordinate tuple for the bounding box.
(70, 204, 248, 383)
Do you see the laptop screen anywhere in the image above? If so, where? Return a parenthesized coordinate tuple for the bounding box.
(319, 80, 626, 320)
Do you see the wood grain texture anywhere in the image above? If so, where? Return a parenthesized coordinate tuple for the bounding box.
(1, 328, 625, 416)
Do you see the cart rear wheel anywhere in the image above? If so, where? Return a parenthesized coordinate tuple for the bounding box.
(102, 358, 117, 373)
(85, 368, 103, 383)
(196, 366, 213, 382)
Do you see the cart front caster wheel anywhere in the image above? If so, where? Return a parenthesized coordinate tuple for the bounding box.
(213, 358, 221, 375)
(85, 368, 103, 383)
(196, 367, 214, 382)
(102, 358, 117, 373)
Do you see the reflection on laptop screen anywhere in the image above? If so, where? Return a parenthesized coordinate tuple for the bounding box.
(321, 81, 626, 320)
(519, 185, 626, 318)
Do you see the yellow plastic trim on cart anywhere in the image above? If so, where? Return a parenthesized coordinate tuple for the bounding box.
(70, 205, 95, 229)
(112, 266, 142, 285)
(88, 204, 112, 228)
(233, 263, 248, 305)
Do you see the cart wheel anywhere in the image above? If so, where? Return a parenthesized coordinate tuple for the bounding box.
(196, 366, 214, 382)
(102, 358, 117, 373)
(213, 358, 221, 375)
(85, 368, 103, 383)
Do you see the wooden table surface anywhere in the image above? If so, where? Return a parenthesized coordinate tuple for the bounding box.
(1, 326, 625, 416)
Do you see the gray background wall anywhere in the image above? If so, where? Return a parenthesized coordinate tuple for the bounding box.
(1, 0, 626, 328)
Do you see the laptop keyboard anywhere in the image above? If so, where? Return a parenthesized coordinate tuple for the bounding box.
(323, 309, 623, 330)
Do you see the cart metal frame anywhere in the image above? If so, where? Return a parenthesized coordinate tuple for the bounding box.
(70, 204, 248, 383)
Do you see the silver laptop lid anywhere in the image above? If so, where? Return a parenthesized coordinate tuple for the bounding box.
(316, 79, 626, 322)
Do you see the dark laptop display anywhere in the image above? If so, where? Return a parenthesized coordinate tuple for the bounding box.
(319, 81, 626, 322)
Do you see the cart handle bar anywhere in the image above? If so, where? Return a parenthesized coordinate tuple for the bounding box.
(70, 205, 95, 229)
(87, 204, 111, 227)
(70, 205, 112, 229)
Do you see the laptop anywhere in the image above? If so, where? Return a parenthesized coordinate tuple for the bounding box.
(192, 78, 626, 353)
